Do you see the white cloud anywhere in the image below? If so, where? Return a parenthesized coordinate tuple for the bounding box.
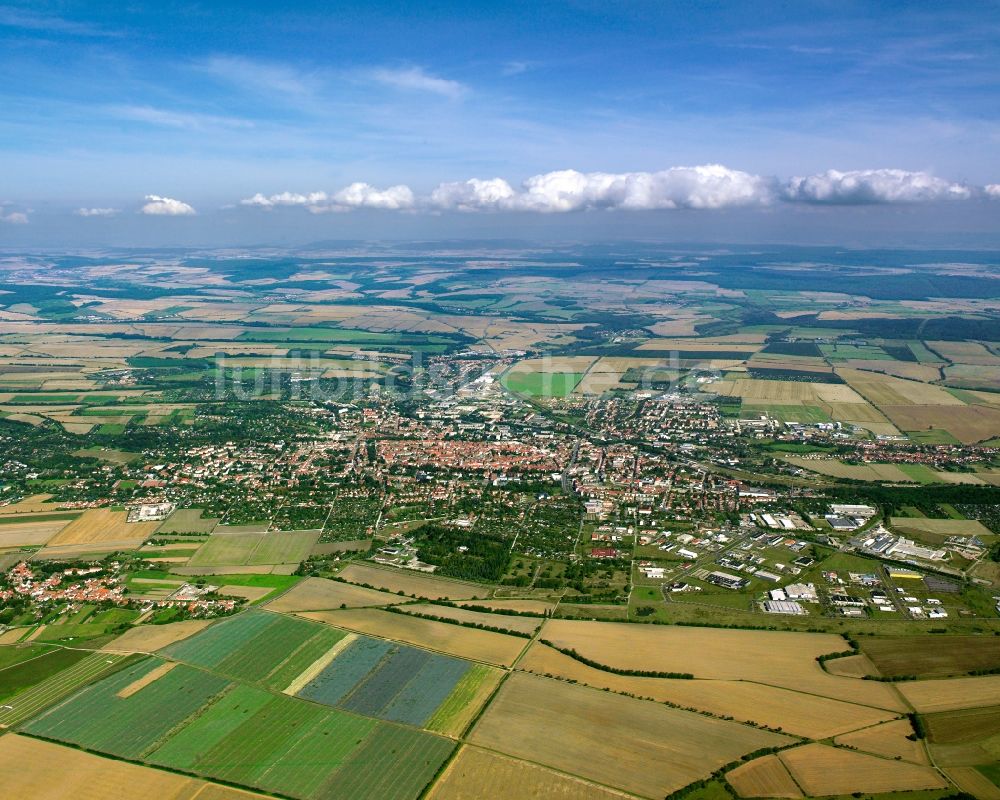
(74, 207, 118, 217)
(240, 184, 414, 213)
(238, 166, 989, 217)
(783, 169, 971, 204)
(112, 105, 252, 131)
(240, 191, 330, 212)
(430, 178, 517, 211)
(141, 195, 196, 216)
(369, 66, 467, 99)
(331, 182, 415, 210)
(0, 209, 28, 224)
(431, 166, 773, 213)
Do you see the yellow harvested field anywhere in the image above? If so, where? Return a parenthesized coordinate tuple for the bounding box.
(823, 653, 878, 678)
(838, 367, 963, 406)
(106, 620, 212, 653)
(898, 675, 1000, 713)
(539, 619, 905, 710)
(428, 746, 633, 800)
(573, 371, 625, 395)
(778, 743, 946, 795)
(337, 562, 489, 599)
(4, 412, 45, 426)
(880, 404, 1000, 444)
(929, 341, 1000, 366)
(266, 576, 405, 611)
(117, 661, 177, 698)
(710, 378, 867, 407)
(0, 734, 267, 800)
(844, 360, 943, 382)
(217, 585, 272, 602)
(48, 508, 159, 546)
(470, 672, 790, 799)
(0, 494, 57, 515)
(517, 643, 895, 739)
(299, 608, 527, 666)
(944, 767, 1000, 800)
(400, 603, 541, 635)
(835, 718, 928, 764)
(506, 356, 597, 373)
(0, 519, 72, 548)
(725, 755, 802, 798)
(0, 628, 26, 644)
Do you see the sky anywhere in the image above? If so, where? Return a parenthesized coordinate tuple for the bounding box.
(1, 0, 999, 247)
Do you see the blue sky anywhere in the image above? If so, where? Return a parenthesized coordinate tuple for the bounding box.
(1, 1, 999, 245)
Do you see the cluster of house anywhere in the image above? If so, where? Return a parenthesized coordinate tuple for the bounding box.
(0, 562, 125, 606)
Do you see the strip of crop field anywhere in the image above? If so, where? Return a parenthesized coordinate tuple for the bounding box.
(0, 651, 132, 728)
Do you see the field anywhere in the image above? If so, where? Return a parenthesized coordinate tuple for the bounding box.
(424, 664, 503, 736)
(162, 611, 346, 688)
(294, 633, 477, 727)
(469, 672, 791, 798)
(777, 743, 946, 795)
(0, 735, 264, 800)
(398, 603, 542, 635)
(337, 562, 490, 599)
(18, 635, 456, 800)
(501, 370, 585, 397)
(46, 507, 158, 549)
(299, 608, 527, 666)
(925, 705, 1000, 744)
(265, 576, 406, 611)
(187, 530, 319, 567)
(538, 619, 905, 710)
(516, 641, 895, 739)
(156, 508, 219, 534)
(859, 635, 1000, 678)
(897, 674, 1000, 713)
(784, 456, 918, 482)
(106, 619, 212, 653)
(0, 650, 132, 727)
(725, 754, 802, 798)
(834, 718, 929, 763)
(24, 659, 231, 758)
(0, 518, 72, 548)
(429, 745, 633, 800)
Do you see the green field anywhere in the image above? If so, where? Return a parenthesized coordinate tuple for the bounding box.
(188, 530, 318, 567)
(502, 371, 584, 397)
(742, 403, 832, 423)
(163, 611, 344, 688)
(906, 428, 962, 445)
(895, 463, 942, 484)
(23, 658, 230, 759)
(425, 663, 494, 733)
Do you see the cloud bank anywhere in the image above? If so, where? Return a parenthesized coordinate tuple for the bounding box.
(230, 166, 990, 216)
(783, 169, 971, 204)
(242, 183, 414, 213)
(141, 195, 196, 216)
(75, 207, 118, 217)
